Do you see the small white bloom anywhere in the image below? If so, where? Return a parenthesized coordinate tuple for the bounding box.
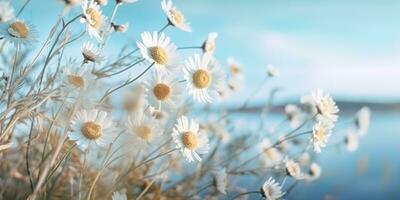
(227, 57, 243, 79)
(172, 116, 210, 162)
(355, 106, 371, 136)
(161, 0, 191, 32)
(212, 168, 227, 194)
(81, 42, 103, 63)
(80, 0, 107, 42)
(311, 120, 333, 153)
(183, 54, 224, 103)
(62, 63, 95, 91)
(311, 89, 339, 123)
(0, 1, 14, 23)
(112, 22, 129, 33)
(261, 177, 285, 200)
(306, 162, 322, 181)
(202, 32, 218, 54)
(285, 158, 303, 179)
(345, 130, 359, 152)
(126, 113, 161, 146)
(137, 31, 178, 74)
(266, 64, 279, 78)
(284, 104, 302, 128)
(0, 19, 38, 46)
(69, 109, 116, 151)
(144, 72, 182, 111)
(259, 139, 282, 167)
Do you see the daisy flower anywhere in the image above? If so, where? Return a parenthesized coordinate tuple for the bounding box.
(183, 54, 224, 103)
(172, 115, 210, 162)
(266, 64, 279, 78)
(137, 32, 178, 74)
(284, 104, 302, 128)
(0, 19, 38, 46)
(111, 22, 129, 33)
(261, 177, 285, 200)
(311, 89, 339, 123)
(144, 72, 182, 111)
(147, 105, 170, 126)
(355, 106, 371, 136)
(227, 57, 243, 79)
(161, 0, 191, 32)
(311, 120, 333, 153)
(285, 158, 303, 179)
(126, 113, 162, 146)
(69, 109, 116, 151)
(62, 63, 95, 91)
(122, 85, 146, 114)
(0, 1, 14, 23)
(345, 130, 359, 152)
(80, 0, 107, 42)
(202, 32, 218, 54)
(212, 168, 227, 194)
(112, 189, 127, 200)
(81, 42, 103, 63)
(259, 139, 282, 167)
(306, 163, 322, 181)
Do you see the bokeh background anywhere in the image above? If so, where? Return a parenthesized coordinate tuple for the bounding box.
(14, 0, 400, 199)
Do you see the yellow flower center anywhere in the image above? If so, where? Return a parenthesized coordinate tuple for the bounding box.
(181, 131, 198, 150)
(170, 9, 184, 25)
(81, 121, 102, 140)
(8, 21, 29, 38)
(67, 75, 85, 88)
(150, 46, 169, 65)
(86, 8, 102, 29)
(135, 125, 153, 142)
(153, 83, 171, 101)
(192, 69, 211, 89)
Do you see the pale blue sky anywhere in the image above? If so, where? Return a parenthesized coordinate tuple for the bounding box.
(15, 0, 400, 103)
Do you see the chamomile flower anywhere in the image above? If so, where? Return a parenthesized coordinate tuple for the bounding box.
(259, 139, 282, 167)
(261, 177, 285, 200)
(144, 72, 182, 111)
(306, 163, 322, 181)
(311, 120, 333, 153)
(161, 0, 191, 32)
(0, 1, 14, 23)
(137, 32, 178, 74)
(183, 54, 224, 103)
(285, 158, 303, 179)
(112, 189, 127, 200)
(202, 32, 218, 54)
(111, 22, 128, 33)
(172, 116, 210, 162)
(311, 89, 339, 123)
(126, 113, 161, 145)
(69, 109, 116, 151)
(285, 104, 301, 128)
(81, 42, 103, 63)
(62, 64, 95, 93)
(355, 106, 371, 136)
(345, 130, 359, 152)
(80, 0, 107, 42)
(0, 19, 38, 46)
(212, 168, 227, 194)
(227, 57, 243, 79)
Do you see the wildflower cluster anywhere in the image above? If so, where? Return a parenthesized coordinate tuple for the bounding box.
(0, 0, 370, 199)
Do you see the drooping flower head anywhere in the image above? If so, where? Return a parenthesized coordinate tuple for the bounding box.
(311, 89, 339, 123)
(202, 32, 218, 54)
(261, 177, 285, 200)
(212, 168, 227, 194)
(81, 42, 103, 63)
(161, 0, 191, 32)
(355, 106, 371, 136)
(285, 158, 303, 179)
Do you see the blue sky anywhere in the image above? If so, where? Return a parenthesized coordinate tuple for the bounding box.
(15, 0, 400, 103)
